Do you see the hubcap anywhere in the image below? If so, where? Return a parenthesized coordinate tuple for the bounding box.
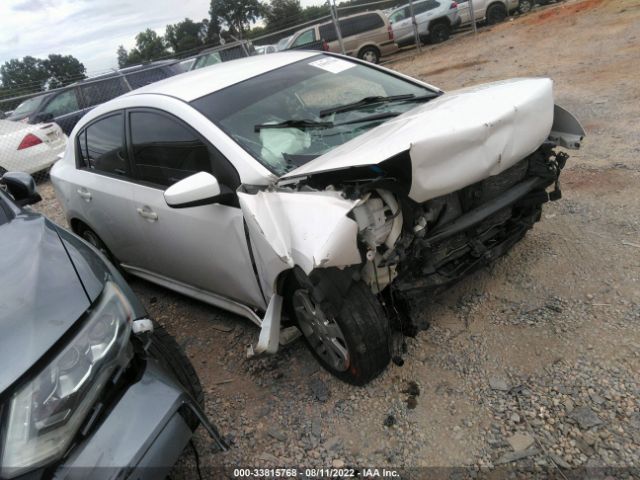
(293, 290, 350, 372)
(362, 51, 377, 63)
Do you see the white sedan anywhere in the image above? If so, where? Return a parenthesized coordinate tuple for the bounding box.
(0, 120, 66, 175)
(51, 52, 584, 384)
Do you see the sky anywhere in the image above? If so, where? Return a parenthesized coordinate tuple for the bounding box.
(0, 0, 326, 76)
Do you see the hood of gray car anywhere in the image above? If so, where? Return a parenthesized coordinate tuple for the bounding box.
(0, 213, 90, 394)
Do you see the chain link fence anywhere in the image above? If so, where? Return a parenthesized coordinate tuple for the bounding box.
(0, 0, 546, 184)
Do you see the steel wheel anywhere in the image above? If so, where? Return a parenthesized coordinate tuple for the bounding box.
(362, 50, 377, 62)
(293, 289, 350, 372)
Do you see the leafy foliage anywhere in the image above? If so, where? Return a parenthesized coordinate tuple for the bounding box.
(0, 54, 86, 98)
(209, 0, 261, 38)
(165, 18, 207, 54)
(262, 0, 303, 32)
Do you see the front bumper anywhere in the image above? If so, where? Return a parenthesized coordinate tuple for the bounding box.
(52, 357, 196, 480)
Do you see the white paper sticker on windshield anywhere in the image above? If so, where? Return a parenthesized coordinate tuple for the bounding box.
(309, 57, 355, 74)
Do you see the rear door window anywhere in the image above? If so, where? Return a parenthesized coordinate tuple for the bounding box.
(42, 89, 80, 117)
(129, 110, 239, 189)
(78, 113, 128, 176)
(125, 66, 178, 89)
(319, 23, 338, 42)
(341, 13, 384, 37)
(80, 78, 129, 108)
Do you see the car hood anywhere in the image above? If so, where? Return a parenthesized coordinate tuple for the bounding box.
(280, 78, 556, 203)
(0, 213, 91, 393)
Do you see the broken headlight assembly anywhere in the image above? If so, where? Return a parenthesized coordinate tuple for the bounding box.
(0, 282, 133, 478)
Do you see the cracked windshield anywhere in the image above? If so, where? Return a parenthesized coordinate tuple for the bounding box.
(192, 55, 438, 175)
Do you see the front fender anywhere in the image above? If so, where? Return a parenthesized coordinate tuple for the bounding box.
(238, 189, 362, 298)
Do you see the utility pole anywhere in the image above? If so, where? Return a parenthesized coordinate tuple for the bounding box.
(329, 0, 346, 55)
(408, 0, 422, 53)
(468, 0, 478, 36)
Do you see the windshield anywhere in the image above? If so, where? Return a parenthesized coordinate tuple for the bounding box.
(276, 36, 292, 51)
(191, 55, 438, 175)
(8, 95, 47, 120)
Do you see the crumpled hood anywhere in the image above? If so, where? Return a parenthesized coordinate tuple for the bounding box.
(281, 78, 555, 203)
(0, 213, 90, 393)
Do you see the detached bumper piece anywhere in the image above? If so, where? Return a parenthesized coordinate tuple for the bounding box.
(395, 145, 567, 293)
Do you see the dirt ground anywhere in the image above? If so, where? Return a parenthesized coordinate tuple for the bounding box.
(33, 0, 639, 476)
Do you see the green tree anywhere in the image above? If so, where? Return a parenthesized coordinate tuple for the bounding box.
(209, 0, 261, 39)
(41, 54, 86, 89)
(0, 56, 49, 95)
(301, 4, 330, 21)
(262, 0, 303, 32)
(116, 45, 130, 68)
(130, 29, 169, 63)
(165, 18, 207, 54)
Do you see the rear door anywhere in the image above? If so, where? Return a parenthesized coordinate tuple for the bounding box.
(125, 108, 264, 308)
(414, 0, 441, 35)
(40, 88, 82, 135)
(73, 112, 147, 266)
(389, 7, 413, 43)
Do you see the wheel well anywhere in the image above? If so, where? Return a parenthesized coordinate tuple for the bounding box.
(430, 17, 451, 27)
(69, 217, 87, 234)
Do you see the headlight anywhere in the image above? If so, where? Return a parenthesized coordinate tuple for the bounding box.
(0, 282, 133, 478)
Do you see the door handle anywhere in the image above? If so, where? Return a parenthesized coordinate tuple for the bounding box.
(136, 206, 158, 222)
(77, 187, 92, 202)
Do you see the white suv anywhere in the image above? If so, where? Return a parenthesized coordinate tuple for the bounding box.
(457, 0, 519, 25)
(388, 0, 461, 45)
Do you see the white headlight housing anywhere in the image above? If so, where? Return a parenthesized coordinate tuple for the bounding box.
(0, 282, 133, 478)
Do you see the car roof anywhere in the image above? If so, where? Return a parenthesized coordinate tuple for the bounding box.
(125, 50, 319, 102)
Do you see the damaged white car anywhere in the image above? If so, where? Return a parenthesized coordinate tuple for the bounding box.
(51, 51, 584, 385)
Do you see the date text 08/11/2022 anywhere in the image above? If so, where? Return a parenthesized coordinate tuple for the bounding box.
(232, 468, 400, 477)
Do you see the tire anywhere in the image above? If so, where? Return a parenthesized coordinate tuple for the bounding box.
(77, 224, 118, 264)
(518, 0, 533, 13)
(357, 46, 380, 64)
(147, 322, 204, 429)
(287, 268, 390, 385)
(428, 21, 451, 44)
(486, 2, 507, 24)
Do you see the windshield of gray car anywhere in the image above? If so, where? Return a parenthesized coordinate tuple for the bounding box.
(191, 54, 439, 176)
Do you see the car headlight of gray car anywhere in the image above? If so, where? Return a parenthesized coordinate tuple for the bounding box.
(0, 282, 134, 478)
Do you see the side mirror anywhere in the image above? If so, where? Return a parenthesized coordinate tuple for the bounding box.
(33, 112, 54, 123)
(164, 172, 223, 208)
(1, 172, 41, 206)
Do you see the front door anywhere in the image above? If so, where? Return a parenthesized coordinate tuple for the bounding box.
(125, 109, 265, 309)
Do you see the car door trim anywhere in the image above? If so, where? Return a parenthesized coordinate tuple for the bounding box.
(120, 263, 263, 325)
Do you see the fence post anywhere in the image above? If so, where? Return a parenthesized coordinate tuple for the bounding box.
(408, 0, 422, 53)
(468, 0, 478, 35)
(329, 0, 346, 55)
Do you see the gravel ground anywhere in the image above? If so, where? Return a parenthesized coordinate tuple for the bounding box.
(32, 0, 640, 476)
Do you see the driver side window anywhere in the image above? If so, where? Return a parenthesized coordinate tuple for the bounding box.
(129, 110, 240, 189)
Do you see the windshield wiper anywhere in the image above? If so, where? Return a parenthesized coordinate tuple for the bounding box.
(254, 119, 333, 132)
(319, 93, 437, 117)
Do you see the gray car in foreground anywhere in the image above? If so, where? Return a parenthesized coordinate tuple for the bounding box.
(0, 173, 225, 479)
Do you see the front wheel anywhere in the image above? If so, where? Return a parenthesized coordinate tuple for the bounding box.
(486, 2, 507, 24)
(289, 269, 390, 385)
